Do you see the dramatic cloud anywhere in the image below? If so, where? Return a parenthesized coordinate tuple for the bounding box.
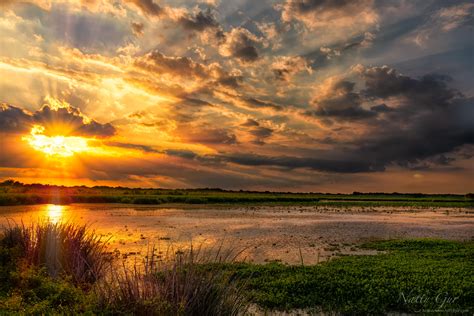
(178, 9, 219, 32)
(0, 103, 31, 133)
(308, 78, 375, 120)
(272, 56, 312, 82)
(0, 1, 472, 191)
(0, 100, 115, 137)
(218, 27, 261, 62)
(280, 0, 378, 42)
(124, 0, 163, 17)
(135, 50, 221, 80)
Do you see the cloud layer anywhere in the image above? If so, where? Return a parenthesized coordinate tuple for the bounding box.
(0, 0, 472, 192)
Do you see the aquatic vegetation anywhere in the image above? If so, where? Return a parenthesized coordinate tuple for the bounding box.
(0, 221, 472, 314)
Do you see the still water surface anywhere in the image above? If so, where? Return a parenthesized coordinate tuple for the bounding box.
(0, 204, 472, 264)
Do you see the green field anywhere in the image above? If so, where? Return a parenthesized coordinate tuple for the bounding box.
(0, 180, 472, 207)
(1, 225, 472, 314)
(210, 239, 474, 313)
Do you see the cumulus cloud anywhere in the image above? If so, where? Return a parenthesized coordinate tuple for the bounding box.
(272, 56, 312, 81)
(178, 8, 219, 32)
(303, 66, 473, 170)
(358, 65, 458, 106)
(0, 99, 115, 138)
(0, 103, 32, 133)
(218, 27, 261, 62)
(134, 50, 222, 80)
(308, 78, 375, 120)
(124, 0, 163, 17)
(279, 0, 378, 43)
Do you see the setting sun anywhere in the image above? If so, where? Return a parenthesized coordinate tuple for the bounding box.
(22, 125, 90, 157)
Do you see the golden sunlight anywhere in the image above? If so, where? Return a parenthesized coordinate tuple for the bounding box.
(22, 125, 90, 157)
(44, 204, 64, 224)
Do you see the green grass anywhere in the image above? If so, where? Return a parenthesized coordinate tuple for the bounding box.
(206, 239, 474, 314)
(0, 219, 473, 314)
(0, 180, 472, 207)
(0, 222, 247, 315)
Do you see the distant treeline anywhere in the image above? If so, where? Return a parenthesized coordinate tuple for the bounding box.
(0, 180, 472, 207)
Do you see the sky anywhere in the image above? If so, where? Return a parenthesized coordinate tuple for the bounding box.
(0, 0, 473, 193)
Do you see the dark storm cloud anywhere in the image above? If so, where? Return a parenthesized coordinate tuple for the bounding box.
(302, 66, 474, 171)
(347, 68, 469, 171)
(168, 66, 472, 174)
(104, 62, 474, 173)
(361, 66, 459, 106)
(178, 9, 219, 32)
(0, 103, 115, 137)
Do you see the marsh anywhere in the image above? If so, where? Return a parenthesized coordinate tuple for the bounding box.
(1, 204, 472, 265)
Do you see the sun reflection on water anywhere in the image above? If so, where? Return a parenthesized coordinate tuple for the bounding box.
(44, 204, 64, 224)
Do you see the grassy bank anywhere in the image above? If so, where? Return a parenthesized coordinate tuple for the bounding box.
(0, 222, 246, 315)
(1, 180, 473, 207)
(1, 221, 472, 314)
(212, 239, 474, 314)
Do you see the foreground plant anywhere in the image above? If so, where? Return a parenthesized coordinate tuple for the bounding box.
(1, 221, 110, 285)
(97, 245, 248, 315)
(1, 222, 248, 315)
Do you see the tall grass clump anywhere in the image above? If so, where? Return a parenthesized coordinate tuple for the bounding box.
(1, 221, 110, 285)
(1, 222, 249, 314)
(97, 245, 248, 315)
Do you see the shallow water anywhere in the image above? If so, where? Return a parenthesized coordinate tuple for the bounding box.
(0, 204, 472, 264)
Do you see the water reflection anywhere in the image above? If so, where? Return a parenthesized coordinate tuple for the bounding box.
(0, 204, 471, 265)
(44, 204, 64, 224)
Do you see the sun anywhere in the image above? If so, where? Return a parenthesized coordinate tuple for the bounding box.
(22, 125, 90, 157)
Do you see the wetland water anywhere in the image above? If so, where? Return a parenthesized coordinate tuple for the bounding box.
(0, 204, 472, 264)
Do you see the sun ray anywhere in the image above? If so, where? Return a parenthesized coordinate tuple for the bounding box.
(22, 125, 90, 157)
